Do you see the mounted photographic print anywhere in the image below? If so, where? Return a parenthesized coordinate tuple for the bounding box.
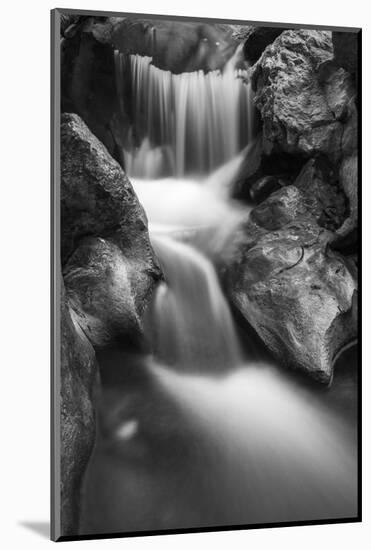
(51, 8, 361, 542)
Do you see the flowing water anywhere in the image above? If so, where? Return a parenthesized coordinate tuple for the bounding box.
(81, 41, 358, 535)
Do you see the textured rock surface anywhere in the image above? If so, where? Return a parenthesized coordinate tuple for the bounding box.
(225, 188, 357, 383)
(61, 113, 158, 266)
(250, 30, 354, 160)
(61, 113, 161, 347)
(64, 237, 155, 349)
(294, 157, 347, 231)
(60, 283, 98, 535)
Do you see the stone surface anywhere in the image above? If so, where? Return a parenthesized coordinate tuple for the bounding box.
(64, 237, 155, 350)
(294, 157, 347, 231)
(226, 216, 357, 383)
(61, 113, 159, 271)
(61, 113, 161, 350)
(250, 30, 354, 160)
(60, 283, 98, 536)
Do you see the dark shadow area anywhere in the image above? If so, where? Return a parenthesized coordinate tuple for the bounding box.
(19, 521, 49, 539)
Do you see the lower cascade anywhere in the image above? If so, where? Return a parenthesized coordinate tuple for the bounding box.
(147, 235, 242, 372)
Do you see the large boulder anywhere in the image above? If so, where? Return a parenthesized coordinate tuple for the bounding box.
(250, 30, 355, 160)
(225, 188, 357, 383)
(61, 113, 161, 349)
(60, 283, 99, 536)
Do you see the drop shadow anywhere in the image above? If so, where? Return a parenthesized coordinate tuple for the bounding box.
(19, 521, 49, 539)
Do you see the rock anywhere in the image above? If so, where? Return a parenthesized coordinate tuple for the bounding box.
(61, 113, 161, 350)
(226, 216, 357, 383)
(60, 282, 98, 535)
(294, 157, 347, 230)
(332, 31, 359, 76)
(233, 135, 264, 200)
(332, 153, 358, 248)
(243, 27, 287, 65)
(64, 237, 155, 350)
(110, 18, 238, 73)
(61, 113, 159, 270)
(250, 175, 283, 203)
(249, 186, 315, 231)
(251, 30, 354, 160)
(232, 134, 307, 202)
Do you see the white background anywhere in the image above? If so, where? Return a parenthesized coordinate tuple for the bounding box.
(0, 0, 369, 547)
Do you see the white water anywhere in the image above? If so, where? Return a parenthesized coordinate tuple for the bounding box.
(115, 44, 254, 177)
(147, 236, 242, 372)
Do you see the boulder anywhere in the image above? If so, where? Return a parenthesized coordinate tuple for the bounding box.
(64, 237, 154, 350)
(294, 157, 347, 231)
(61, 113, 161, 349)
(250, 175, 283, 203)
(60, 283, 98, 536)
(332, 153, 358, 250)
(110, 18, 238, 74)
(243, 26, 287, 65)
(225, 188, 357, 383)
(250, 30, 354, 160)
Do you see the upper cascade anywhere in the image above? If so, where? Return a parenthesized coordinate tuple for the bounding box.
(114, 44, 254, 178)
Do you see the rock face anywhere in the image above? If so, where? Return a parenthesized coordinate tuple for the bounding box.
(64, 237, 155, 350)
(61, 114, 158, 261)
(235, 29, 359, 248)
(60, 283, 98, 535)
(225, 187, 357, 383)
(250, 30, 355, 160)
(61, 112, 161, 348)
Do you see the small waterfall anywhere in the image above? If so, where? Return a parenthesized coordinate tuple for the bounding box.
(114, 44, 254, 178)
(147, 235, 242, 372)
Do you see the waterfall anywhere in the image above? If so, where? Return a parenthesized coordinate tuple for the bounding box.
(114, 44, 254, 178)
(147, 235, 242, 372)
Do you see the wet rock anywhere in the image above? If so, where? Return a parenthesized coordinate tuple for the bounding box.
(251, 30, 354, 160)
(249, 186, 315, 231)
(61, 113, 161, 350)
(250, 175, 283, 203)
(332, 153, 358, 248)
(64, 237, 155, 350)
(61, 113, 159, 271)
(232, 135, 307, 202)
(226, 216, 357, 383)
(294, 157, 347, 231)
(243, 27, 287, 65)
(110, 18, 238, 73)
(60, 282, 98, 535)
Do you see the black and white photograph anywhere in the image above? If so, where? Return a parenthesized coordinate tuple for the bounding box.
(51, 8, 360, 542)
